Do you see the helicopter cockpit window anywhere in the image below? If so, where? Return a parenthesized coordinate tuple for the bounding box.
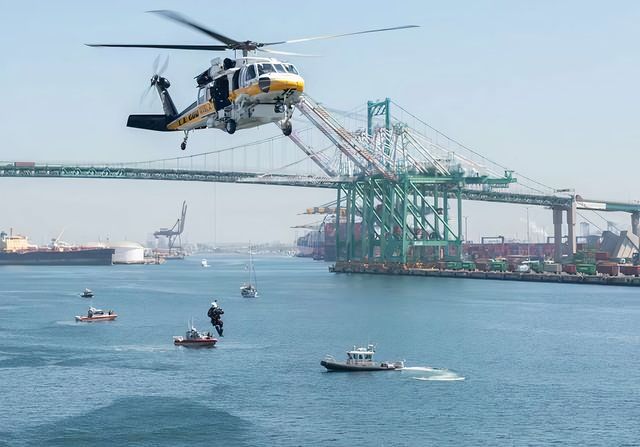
(257, 63, 276, 75)
(272, 63, 286, 73)
(197, 88, 206, 104)
(284, 64, 299, 75)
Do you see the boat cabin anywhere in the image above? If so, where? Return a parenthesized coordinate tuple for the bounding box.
(87, 307, 112, 317)
(346, 345, 376, 363)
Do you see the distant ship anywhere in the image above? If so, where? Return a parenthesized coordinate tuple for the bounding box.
(0, 230, 114, 266)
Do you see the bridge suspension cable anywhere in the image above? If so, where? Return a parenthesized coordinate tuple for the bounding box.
(389, 100, 557, 195)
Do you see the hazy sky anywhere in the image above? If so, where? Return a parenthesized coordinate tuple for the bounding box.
(1, 1, 639, 245)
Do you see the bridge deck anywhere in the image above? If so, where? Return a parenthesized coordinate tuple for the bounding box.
(3, 163, 636, 212)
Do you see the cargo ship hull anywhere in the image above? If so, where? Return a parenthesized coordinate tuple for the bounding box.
(0, 248, 114, 266)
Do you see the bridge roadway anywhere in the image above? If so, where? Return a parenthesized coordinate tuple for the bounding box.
(3, 162, 639, 213)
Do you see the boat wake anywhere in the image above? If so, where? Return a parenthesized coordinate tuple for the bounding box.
(112, 345, 173, 353)
(401, 366, 465, 382)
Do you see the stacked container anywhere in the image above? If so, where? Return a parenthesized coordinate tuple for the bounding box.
(596, 263, 619, 276)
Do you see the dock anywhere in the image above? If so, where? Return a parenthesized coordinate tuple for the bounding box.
(330, 261, 640, 287)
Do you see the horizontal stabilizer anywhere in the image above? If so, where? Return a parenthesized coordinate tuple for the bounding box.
(127, 114, 174, 132)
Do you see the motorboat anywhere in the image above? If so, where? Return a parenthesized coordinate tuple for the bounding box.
(201, 259, 210, 268)
(75, 307, 117, 322)
(80, 288, 94, 298)
(173, 324, 217, 347)
(321, 344, 404, 372)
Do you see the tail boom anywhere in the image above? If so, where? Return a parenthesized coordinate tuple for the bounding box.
(127, 114, 174, 131)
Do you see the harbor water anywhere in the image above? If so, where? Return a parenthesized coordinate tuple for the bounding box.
(1, 256, 639, 446)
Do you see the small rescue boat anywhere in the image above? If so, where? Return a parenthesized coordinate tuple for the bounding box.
(75, 307, 117, 322)
(80, 288, 94, 298)
(321, 344, 404, 372)
(173, 324, 217, 347)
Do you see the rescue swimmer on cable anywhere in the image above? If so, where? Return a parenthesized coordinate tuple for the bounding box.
(88, 10, 418, 150)
(207, 300, 224, 337)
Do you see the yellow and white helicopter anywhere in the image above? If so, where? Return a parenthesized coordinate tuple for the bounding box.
(88, 10, 418, 150)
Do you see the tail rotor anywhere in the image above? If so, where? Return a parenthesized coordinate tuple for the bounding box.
(140, 54, 170, 106)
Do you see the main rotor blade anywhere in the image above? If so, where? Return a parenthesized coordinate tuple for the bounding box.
(86, 44, 228, 51)
(148, 10, 239, 47)
(158, 55, 170, 75)
(152, 54, 161, 73)
(261, 25, 419, 46)
(257, 48, 319, 57)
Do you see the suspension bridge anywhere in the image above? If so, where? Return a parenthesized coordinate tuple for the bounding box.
(2, 96, 639, 263)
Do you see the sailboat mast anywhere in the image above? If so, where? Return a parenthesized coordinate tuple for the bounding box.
(253, 257, 258, 290)
(248, 242, 252, 284)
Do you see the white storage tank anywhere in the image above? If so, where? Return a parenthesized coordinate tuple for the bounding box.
(109, 241, 145, 264)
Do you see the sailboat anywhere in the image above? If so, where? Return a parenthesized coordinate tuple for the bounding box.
(240, 244, 258, 298)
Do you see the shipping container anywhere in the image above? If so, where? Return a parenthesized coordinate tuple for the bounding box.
(489, 260, 507, 272)
(543, 263, 562, 274)
(475, 261, 489, 272)
(596, 263, 619, 276)
(13, 161, 35, 167)
(620, 265, 640, 276)
(576, 263, 596, 275)
(523, 260, 544, 273)
(563, 264, 577, 274)
(446, 261, 463, 270)
(461, 261, 476, 271)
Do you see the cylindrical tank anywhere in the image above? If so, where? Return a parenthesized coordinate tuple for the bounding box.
(109, 241, 145, 264)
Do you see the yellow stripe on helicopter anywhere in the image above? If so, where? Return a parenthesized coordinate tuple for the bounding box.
(167, 102, 215, 130)
(229, 78, 304, 101)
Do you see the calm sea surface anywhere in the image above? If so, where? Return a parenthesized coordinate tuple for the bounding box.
(0, 255, 639, 446)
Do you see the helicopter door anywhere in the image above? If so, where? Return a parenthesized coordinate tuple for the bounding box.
(232, 70, 240, 91)
(212, 76, 231, 110)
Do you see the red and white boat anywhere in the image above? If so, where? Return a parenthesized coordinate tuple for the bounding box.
(75, 307, 117, 322)
(173, 324, 217, 347)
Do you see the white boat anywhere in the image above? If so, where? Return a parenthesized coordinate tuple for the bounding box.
(80, 288, 94, 298)
(201, 259, 209, 268)
(240, 283, 258, 298)
(321, 344, 404, 372)
(241, 243, 258, 298)
(75, 307, 117, 322)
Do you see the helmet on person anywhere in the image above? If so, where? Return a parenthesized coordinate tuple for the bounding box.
(211, 301, 218, 308)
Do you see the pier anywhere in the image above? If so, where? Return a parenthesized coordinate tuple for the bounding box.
(330, 261, 640, 287)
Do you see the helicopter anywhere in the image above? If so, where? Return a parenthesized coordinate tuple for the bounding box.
(88, 10, 418, 150)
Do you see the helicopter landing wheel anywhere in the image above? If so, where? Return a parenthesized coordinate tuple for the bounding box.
(225, 119, 237, 134)
(181, 131, 189, 151)
(281, 121, 292, 136)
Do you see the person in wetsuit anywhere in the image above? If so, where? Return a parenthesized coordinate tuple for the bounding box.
(207, 300, 224, 337)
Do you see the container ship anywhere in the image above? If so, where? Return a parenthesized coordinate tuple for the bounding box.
(0, 230, 114, 266)
(295, 215, 360, 262)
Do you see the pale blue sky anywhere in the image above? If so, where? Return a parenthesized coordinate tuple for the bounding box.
(1, 1, 639, 245)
